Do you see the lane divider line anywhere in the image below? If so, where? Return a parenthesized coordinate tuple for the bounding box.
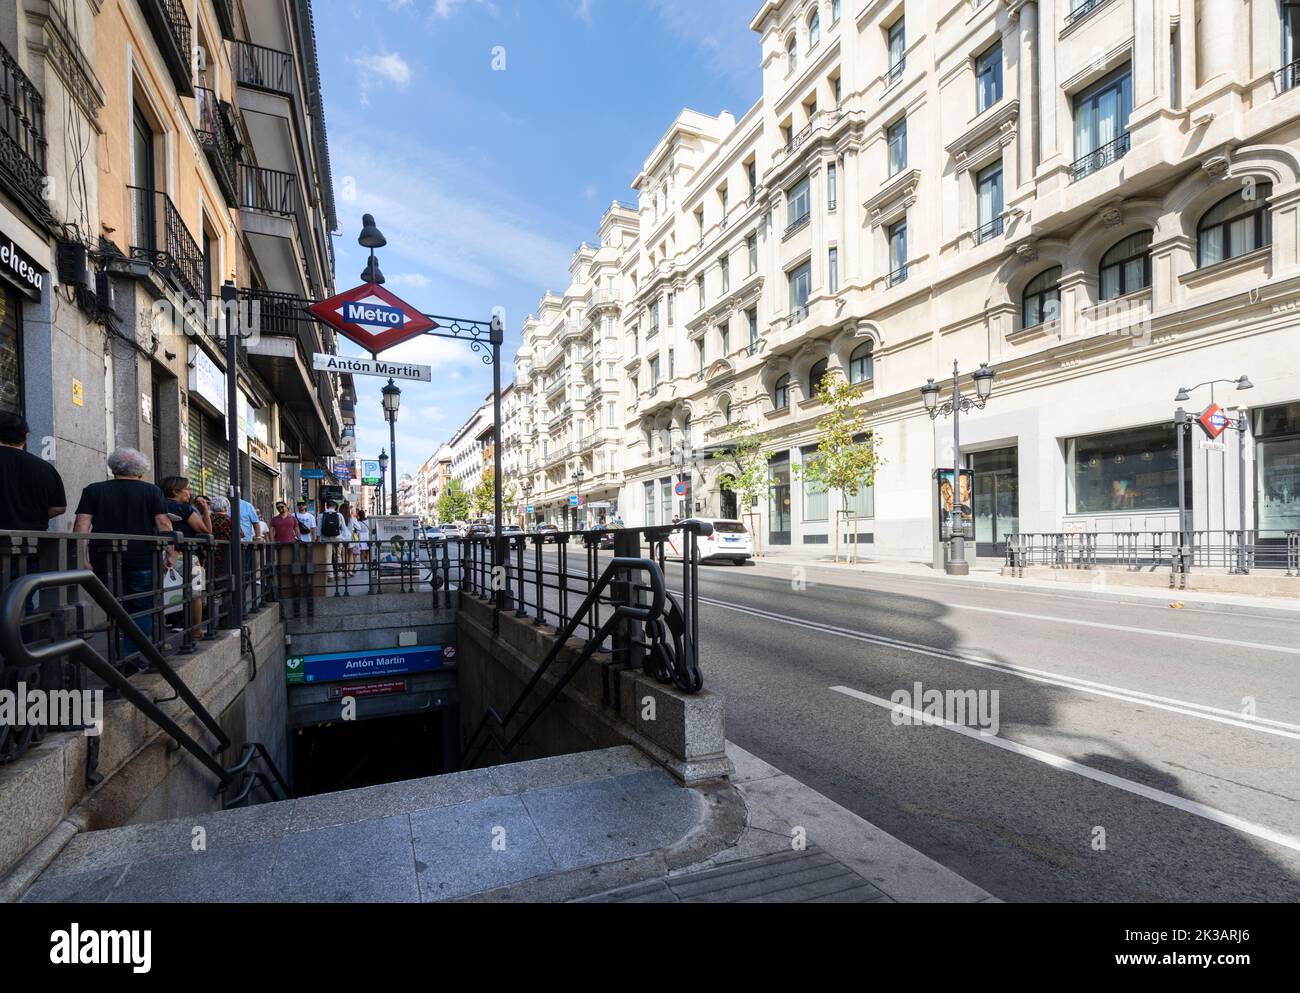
(829, 686, 1300, 855)
(697, 594, 1300, 742)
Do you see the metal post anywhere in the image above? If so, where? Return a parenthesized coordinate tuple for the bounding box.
(948, 361, 968, 576)
(221, 281, 243, 627)
(1238, 409, 1249, 574)
(1175, 407, 1187, 581)
(491, 316, 505, 615)
(388, 416, 398, 515)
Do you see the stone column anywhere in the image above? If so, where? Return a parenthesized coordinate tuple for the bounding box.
(1014, 0, 1038, 186)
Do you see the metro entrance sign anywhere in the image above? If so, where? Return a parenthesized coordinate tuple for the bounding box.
(307, 282, 436, 355)
(1198, 403, 1231, 440)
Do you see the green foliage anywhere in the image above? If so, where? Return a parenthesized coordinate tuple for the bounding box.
(468, 469, 517, 519)
(796, 370, 884, 519)
(710, 420, 774, 515)
(437, 478, 470, 523)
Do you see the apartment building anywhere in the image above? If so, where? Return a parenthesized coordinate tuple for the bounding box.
(449, 398, 491, 492)
(512, 203, 639, 528)
(591, 0, 1300, 563)
(0, 1, 343, 523)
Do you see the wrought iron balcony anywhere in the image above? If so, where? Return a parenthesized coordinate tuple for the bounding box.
(128, 187, 205, 302)
(139, 0, 194, 96)
(888, 58, 905, 84)
(1066, 0, 1105, 27)
(887, 263, 909, 288)
(232, 41, 295, 96)
(1276, 58, 1300, 95)
(1071, 131, 1130, 183)
(784, 212, 811, 238)
(975, 215, 1005, 245)
(237, 163, 299, 217)
(194, 87, 238, 206)
(0, 40, 50, 225)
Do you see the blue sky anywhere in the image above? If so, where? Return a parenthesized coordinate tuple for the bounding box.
(315, 0, 763, 477)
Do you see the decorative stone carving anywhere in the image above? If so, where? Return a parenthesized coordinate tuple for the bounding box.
(1015, 241, 1038, 263)
(1100, 199, 1124, 228)
(1203, 154, 1231, 180)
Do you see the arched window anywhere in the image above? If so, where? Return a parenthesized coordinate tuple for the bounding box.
(848, 341, 874, 384)
(808, 357, 829, 398)
(1099, 230, 1153, 300)
(787, 35, 798, 73)
(808, 10, 821, 49)
(773, 374, 791, 410)
(1022, 266, 1062, 328)
(720, 396, 732, 424)
(1198, 182, 1272, 266)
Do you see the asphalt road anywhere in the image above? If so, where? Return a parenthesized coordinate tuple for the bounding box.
(512, 544, 1300, 902)
(686, 557, 1300, 902)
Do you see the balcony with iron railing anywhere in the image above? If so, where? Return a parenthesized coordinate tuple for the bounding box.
(1276, 58, 1300, 95)
(1065, 0, 1106, 27)
(237, 163, 299, 217)
(139, 0, 194, 96)
(232, 40, 295, 96)
(784, 211, 811, 239)
(194, 87, 238, 206)
(975, 214, 1005, 245)
(887, 263, 909, 288)
(0, 40, 49, 224)
(1071, 131, 1130, 183)
(128, 186, 205, 302)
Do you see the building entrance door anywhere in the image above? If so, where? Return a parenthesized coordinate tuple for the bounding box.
(971, 446, 1019, 557)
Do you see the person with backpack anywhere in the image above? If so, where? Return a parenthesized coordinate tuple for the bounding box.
(294, 500, 317, 542)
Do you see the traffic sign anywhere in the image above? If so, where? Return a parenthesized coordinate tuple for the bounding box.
(307, 283, 436, 354)
(1198, 403, 1231, 440)
(674, 481, 689, 496)
(569, 495, 585, 507)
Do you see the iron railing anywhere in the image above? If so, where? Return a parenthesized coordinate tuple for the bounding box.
(1005, 530, 1300, 585)
(232, 40, 295, 96)
(887, 263, 909, 287)
(128, 186, 206, 302)
(1066, 0, 1105, 26)
(785, 212, 811, 238)
(1071, 131, 1130, 183)
(194, 87, 238, 205)
(0, 40, 48, 218)
(1275, 58, 1300, 95)
(975, 215, 1005, 244)
(237, 162, 299, 217)
(888, 58, 906, 84)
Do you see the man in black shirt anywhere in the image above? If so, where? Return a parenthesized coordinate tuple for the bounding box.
(0, 412, 67, 531)
(73, 447, 172, 669)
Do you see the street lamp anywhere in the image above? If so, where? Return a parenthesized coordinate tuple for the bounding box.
(671, 443, 701, 519)
(377, 448, 389, 517)
(920, 360, 996, 576)
(1171, 375, 1255, 575)
(521, 480, 534, 527)
(571, 466, 585, 528)
(382, 379, 401, 515)
(358, 213, 387, 287)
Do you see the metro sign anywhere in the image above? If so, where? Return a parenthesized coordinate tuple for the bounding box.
(1198, 403, 1231, 440)
(307, 282, 436, 354)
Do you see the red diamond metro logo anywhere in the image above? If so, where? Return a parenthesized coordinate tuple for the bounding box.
(307, 283, 436, 354)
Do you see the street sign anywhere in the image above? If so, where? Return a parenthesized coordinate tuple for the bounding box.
(674, 481, 689, 496)
(301, 469, 325, 480)
(569, 495, 585, 507)
(1198, 403, 1231, 440)
(331, 462, 354, 481)
(286, 645, 449, 685)
(526, 505, 535, 513)
(312, 353, 433, 383)
(307, 283, 437, 354)
(361, 459, 382, 486)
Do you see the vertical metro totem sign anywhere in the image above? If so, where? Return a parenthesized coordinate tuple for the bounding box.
(305, 215, 508, 609)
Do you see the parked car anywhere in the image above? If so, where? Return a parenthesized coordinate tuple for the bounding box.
(535, 523, 562, 544)
(662, 519, 752, 564)
(596, 521, 624, 550)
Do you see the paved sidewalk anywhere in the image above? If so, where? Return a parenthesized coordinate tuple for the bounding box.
(747, 549, 1300, 615)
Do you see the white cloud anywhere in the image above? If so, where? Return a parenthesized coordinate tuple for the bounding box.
(574, 0, 594, 25)
(386, 272, 433, 288)
(645, 0, 760, 91)
(351, 50, 413, 105)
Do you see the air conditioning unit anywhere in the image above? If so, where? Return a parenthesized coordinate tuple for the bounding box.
(57, 240, 91, 288)
(95, 270, 116, 312)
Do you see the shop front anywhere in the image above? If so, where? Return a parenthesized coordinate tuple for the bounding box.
(0, 231, 46, 418)
(1256, 401, 1300, 538)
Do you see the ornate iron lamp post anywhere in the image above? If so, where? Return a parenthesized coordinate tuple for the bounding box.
(921, 360, 995, 576)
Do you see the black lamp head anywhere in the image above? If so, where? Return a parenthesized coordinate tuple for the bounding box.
(358, 214, 387, 250)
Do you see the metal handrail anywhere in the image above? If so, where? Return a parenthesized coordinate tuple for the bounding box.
(461, 555, 667, 768)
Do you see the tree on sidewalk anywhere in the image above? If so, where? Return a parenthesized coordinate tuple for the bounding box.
(437, 478, 470, 523)
(795, 369, 884, 562)
(710, 419, 774, 547)
(469, 469, 516, 521)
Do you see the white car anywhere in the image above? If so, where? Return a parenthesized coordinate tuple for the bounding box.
(661, 519, 753, 564)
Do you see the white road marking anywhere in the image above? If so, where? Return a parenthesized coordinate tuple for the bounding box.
(830, 686, 1300, 855)
(697, 594, 1300, 741)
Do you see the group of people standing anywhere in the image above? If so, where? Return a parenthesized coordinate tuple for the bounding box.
(270, 498, 373, 576)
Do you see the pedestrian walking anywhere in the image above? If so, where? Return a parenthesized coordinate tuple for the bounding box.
(269, 501, 298, 544)
(0, 411, 67, 532)
(72, 448, 171, 670)
(294, 500, 317, 542)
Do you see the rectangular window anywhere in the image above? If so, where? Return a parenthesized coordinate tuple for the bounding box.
(887, 118, 907, 176)
(748, 234, 758, 274)
(1170, 30, 1181, 107)
(667, 349, 675, 379)
(607, 403, 616, 428)
(828, 247, 839, 294)
(888, 220, 908, 283)
(827, 163, 838, 209)
(746, 161, 758, 199)
(888, 19, 906, 79)
(696, 337, 706, 373)
(1073, 65, 1132, 174)
(787, 176, 811, 229)
(649, 356, 660, 389)
(801, 446, 828, 522)
(975, 43, 1003, 114)
(667, 292, 674, 325)
(696, 275, 706, 310)
(605, 316, 615, 338)
(1067, 423, 1191, 514)
(720, 323, 730, 355)
(644, 480, 656, 526)
(650, 301, 660, 335)
(1257, 402, 1300, 532)
(975, 160, 1004, 242)
(789, 261, 812, 314)
(747, 308, 759, 352)
(846, 482, 875, 520)
(720, 254, 730, 293)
